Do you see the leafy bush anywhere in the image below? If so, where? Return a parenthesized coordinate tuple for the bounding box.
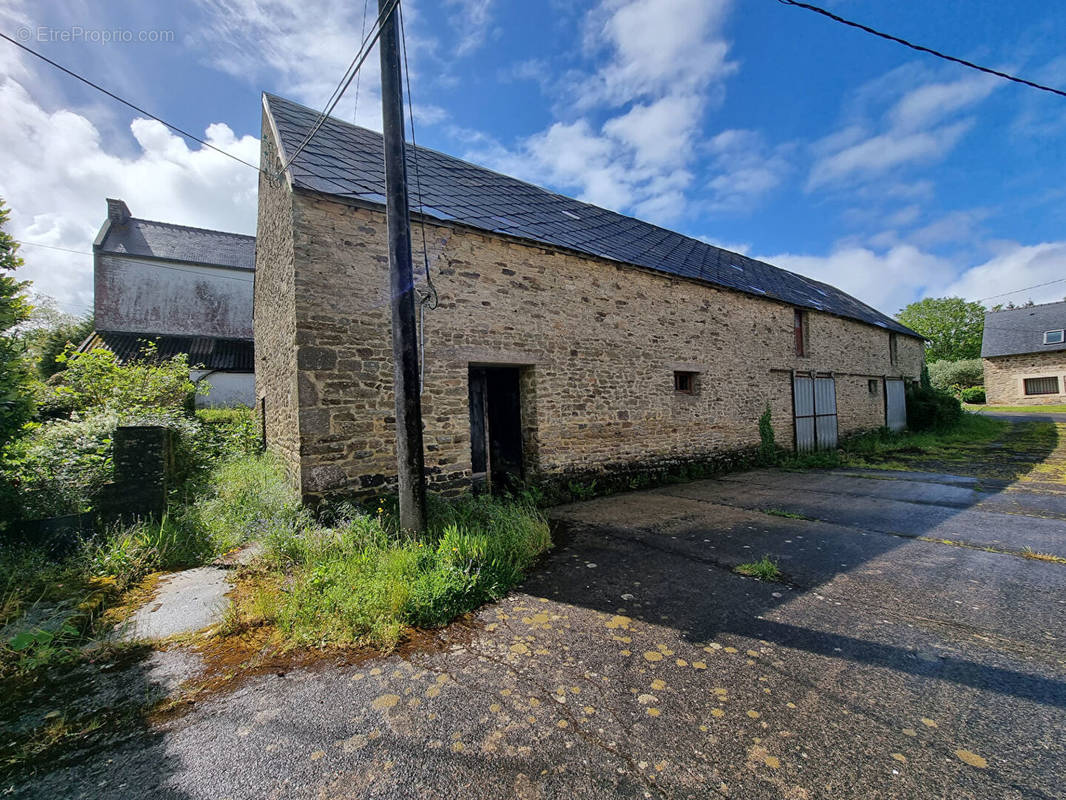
(927, 358, 984, 391)
(40, 345, 200, 419)
(905, 384, 963, 431)
(2, 407, 263, 522)
(2, 412, 117, 518)
(961, 386, 986, 404)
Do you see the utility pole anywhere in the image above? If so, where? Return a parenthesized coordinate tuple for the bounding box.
(378, 0, 427, 533)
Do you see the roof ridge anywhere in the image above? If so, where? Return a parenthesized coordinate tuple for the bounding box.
(120, 216, 256, 240)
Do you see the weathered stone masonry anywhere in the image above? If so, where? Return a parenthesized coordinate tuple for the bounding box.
(984, 351, 1066, 405)
(255, 132, 923, 501)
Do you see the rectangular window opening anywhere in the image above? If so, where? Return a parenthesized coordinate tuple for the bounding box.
(868, 379, 879, 394)
(1044, 329, 1065, 345)
(794, 309, 807, 357)
(674, 371, 696, 395)
(1024, 376, 1060, 396)
(889, 332, 899, 366)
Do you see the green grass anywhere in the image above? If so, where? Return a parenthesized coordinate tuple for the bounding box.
(734, 556, 783, 582)
(781, 413, 1009, 471)
(762, 508, 812, 520)
(966, 403, 1066, 414)
(231, 489, 552, 651)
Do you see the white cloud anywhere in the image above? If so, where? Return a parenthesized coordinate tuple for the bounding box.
(763, 238, 1066, 317)
(192, 0, 384, 129)
(808, 67, 1000, 191)
(764, 244, 953, 316)
(0, 74, 258, 314)
(444, 0, 496, 56)
(943, 242, 1066, 306)
(706, 129, 788, 212)
(809, 120, 973, 191)
(468, 0, 737, 225)
(602, 94, 701, 169)
(579, 0, 735, 108)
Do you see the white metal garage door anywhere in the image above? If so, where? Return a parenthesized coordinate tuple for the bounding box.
(885, 378, 907, 432)
(793, 373, 838, 453)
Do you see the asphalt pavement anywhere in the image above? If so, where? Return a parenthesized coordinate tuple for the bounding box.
(7, 441, 1066, 799)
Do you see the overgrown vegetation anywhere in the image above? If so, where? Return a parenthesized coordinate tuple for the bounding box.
(0, 199, 34, 452)
(960, 386, 986, 404)
(905, 383, 963, 431)
(758, 404, 776, 464)
(224, 463, 552, 650)
(734, 555, 782, 582)
(927, 358, 984, 392)
(782, 413, 1009, 472)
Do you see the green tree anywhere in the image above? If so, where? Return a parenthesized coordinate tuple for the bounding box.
(17, 293, 94, 378)
(897, 297, 986, 362)
(0, 198, 34, 449)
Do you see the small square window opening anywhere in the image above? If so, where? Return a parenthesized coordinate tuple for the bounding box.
(674, 371, 696, 394)
(1044, 330, 1065, 345)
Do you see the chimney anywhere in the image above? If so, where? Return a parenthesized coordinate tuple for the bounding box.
(106, 198, 131, 224)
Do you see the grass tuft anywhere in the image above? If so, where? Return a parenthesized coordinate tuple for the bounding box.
(734, 555, 783, 582)
(1020, 547, 1066, 565)
(221, 466, 553, 651)
(762, 508, 812, 520)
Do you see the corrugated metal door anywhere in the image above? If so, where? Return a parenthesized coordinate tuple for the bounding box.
(885, 378, 907, 432)
(814, 376, 838, 450)
(793, 373, 837, 452)
(793, 374, 816, 453)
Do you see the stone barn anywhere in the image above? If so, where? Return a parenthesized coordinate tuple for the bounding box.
(255, 94, 924, 500)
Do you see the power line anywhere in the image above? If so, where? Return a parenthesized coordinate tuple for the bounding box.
(12, 240, 91, 257)
(0, 31, 266, 173)
(280, 0, 399, 173)
(354, 0, 370, 124)
(978, 277, 1066, 302)
(775, 0, 1066, 99)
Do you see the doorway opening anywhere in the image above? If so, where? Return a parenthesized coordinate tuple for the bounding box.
(469, 366, 525, 493)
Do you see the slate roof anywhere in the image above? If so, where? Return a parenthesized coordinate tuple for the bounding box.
(97, 217, 256, 271)
(264, 93, 920, 338)
(80, 331, 254, 371)
(982, 301, 1066, 358)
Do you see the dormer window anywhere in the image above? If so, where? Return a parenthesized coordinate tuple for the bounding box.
(1044, 329, 1064, 345)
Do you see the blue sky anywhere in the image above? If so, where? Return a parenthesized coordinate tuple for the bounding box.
(1, 0, 1065, 317)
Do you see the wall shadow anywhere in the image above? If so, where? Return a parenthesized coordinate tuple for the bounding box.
(528, 419, 1065, 710)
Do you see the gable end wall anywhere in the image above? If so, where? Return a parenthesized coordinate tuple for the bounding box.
(253, 115, 302, 489)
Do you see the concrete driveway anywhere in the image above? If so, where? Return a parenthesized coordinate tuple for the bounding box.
(10, 457, 1066, 798)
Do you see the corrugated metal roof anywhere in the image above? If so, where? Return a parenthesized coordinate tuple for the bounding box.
(97, 218, 256, 271)
(264, 93, 920, 338)
(982, 301, 1066, 358)
(80, 330, 254, 371)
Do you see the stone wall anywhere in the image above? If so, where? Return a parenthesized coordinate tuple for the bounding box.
(252, 112, 302, 483)
(984, 352, 1066, 405)
(256, 175, 923, 500)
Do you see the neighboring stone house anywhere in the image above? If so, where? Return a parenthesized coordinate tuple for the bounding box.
(83, 199, 256, 408)
(982, 301, 1066, 405)
(255, 94, 924, 500)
